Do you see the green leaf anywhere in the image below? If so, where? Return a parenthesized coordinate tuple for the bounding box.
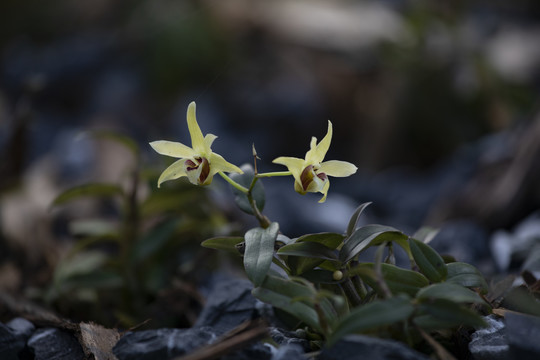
(88, 130, 140, 157)
(255, 275, 337, 331)
(69, 234, 121, 256)
(283, 233, 344, 275)
(340, 225, 408, 263)
(409, 238, 447, 282)
(52, 183, 124, 207)
(252, 287, 320, 331)
(131, 219, 180, 263)
(503, 287, 540, 317)
(346, 202, 372, 236)
(201, 236, 245, 255)
(244, 222, 279, 287)
(446, 262, 488, 293)
(140, 183, 206, 216)
(415, 299, 487, 330)
(53, 251, 108, 286)
(327, 295, 414, 347)
(229, 165, 265, 215)
(351, 263, 429, 297)
(69, 219, 118, 237)
(279, 243, 338, 275)
(412, 226, 440, 244)
(416, 283, 486, 304)
(278, 242, 338, 261)
(296, 232, 345, 248)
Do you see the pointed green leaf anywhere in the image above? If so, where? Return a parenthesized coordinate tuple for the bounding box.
(131, 219, 180, 263)
(296, 232, 345, 248)
(409, 238, 447, 282)
(52, 183, 124, 207)
(340, 225, 408, 263)
(201, 236, 245, 255)
(327, 295, 414, 347)
(229, 165, 265, 215)
(278, 242, 338, 261)
(446, 262, 488, 293)
(416, 283, 486, 304)
(351, 263, 429, 297)
(69, 219, 118, 237)
(53, 251, 108, 286)
(252, 287, 320, 331)
(257, 275, 337, 330)
(244, 222, 279, 287)
(284, 233, 344, 275)
(415, 299, 487, 330)
(346, 202, 372, 236)
(412, 226, 440, 244)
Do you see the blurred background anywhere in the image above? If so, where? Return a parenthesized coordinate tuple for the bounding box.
(1, 0, 540, 328)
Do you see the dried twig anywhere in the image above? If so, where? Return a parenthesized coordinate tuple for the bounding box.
(174, 318, 269, 360)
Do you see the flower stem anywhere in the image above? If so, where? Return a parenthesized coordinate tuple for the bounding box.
(256, 171, 292, 178)
(218, 171, 249, 194)
(218, 171, 270, 228)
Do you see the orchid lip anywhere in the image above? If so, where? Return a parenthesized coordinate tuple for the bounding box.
(300, 165, 314, 191)
(185, 157, 210, 184)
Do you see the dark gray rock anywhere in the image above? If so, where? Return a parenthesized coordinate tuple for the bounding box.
(221, 342, 271, 360)
(506, 312, 540, 360)
(195, 278, 258, 334)
(0, 318, 35, 360)
(6, 318, 35, 339)
(319, 334, 430, 360)
(469, 315, 509, 360)
(27, 327, 85, 360)
(0, 323, 25, 360)
(268, 327, 309, 351)
(270, 344, 306, 360)
(113, 326, 216, 360)
(430, 220, 489, 265)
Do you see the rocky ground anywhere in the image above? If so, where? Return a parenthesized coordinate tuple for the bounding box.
(2, 274, 540, 360)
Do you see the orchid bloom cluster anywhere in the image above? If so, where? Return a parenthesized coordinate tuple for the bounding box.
(150, 101, 357, 203)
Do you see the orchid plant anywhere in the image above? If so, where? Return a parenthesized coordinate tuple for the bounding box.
(150, 101, 492, 357)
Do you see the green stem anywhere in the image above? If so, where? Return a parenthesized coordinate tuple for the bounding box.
(218, 171, 249, 194)
(350, 260, 367, 299)
(374, 243, 392, 299)
(256, 171, 292, 178)
(341, 277, 362, 307)
(218, 171, 271, 228)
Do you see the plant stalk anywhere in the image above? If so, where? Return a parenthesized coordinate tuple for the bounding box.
(341, 277, 362, 307)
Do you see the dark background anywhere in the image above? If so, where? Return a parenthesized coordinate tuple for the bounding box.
(1, 0, 539, 326)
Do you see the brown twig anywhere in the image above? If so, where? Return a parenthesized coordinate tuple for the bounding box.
(416, 326, 457, 360)
(174, 319, 269, 360)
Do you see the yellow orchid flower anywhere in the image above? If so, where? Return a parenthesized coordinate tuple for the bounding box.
(150, 102, 243, 187)
(272, 121, 357, 203)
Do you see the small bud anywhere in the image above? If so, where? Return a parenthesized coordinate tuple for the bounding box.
(252, 143, 261, 160)
(332, 270, 343, 281)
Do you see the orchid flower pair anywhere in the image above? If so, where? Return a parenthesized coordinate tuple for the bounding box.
(150, 102, 357, 203)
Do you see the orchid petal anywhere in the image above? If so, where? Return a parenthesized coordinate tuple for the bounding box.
(209, 153, 243, 174)
(319, 160, 358, 177)
(294, 179, 306, 194)
(204, 133, 218, 152)
(157, 159, 188, 187)
(306, 121, 332, 164)
(149, 140, 196, 158)
(273, 156, 305, 184)
(318, 181, 330, 203)
(187, 102, 206, 154)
